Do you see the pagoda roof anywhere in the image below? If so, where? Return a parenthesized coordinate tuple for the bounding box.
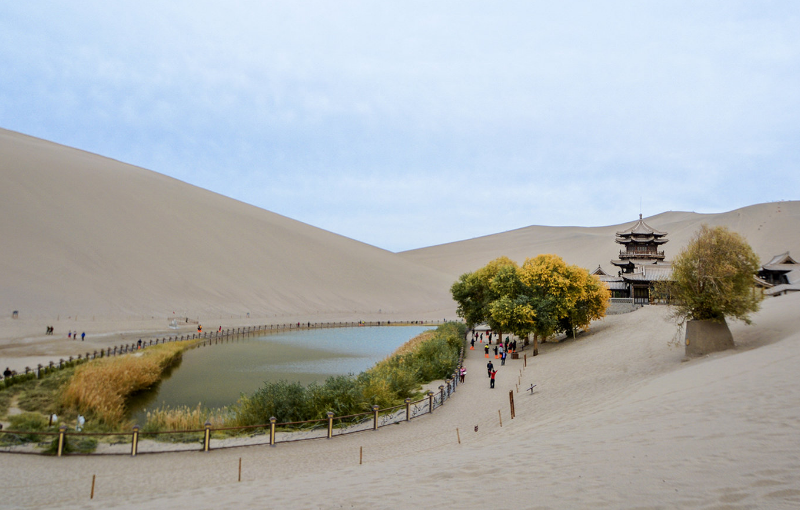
(762, 252, 799, 273)
(616, 214, 668, 238)
(591, 265, 611, 276)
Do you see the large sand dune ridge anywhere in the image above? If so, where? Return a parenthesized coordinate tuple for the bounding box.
(1, 128, 456, 323)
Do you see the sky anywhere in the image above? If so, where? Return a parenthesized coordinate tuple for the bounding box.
(1, 1, 798, 252)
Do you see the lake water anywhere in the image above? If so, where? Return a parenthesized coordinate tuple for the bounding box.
(129, 326, 432, 422)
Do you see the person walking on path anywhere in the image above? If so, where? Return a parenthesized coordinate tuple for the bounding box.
(81, 332, 85, 341)
(487, 360, 494, 378)
(471, 338, 475, 349)
(490, 369, 497, 388)
(459, 366, 466, 383)
(484, 344, 490, 357)
(501, 350, 507, 366)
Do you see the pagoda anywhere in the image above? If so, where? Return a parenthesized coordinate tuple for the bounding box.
(605, 214, 672, 304)
(611, 214, 669, 274)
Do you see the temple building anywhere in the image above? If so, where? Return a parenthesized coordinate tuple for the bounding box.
(592, 217, 798, 306)
(758, 252, 800, 297)
(593, 214, 673, 304)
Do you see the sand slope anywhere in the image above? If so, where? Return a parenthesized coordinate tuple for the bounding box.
(400, 202, 800, 278)
(0, 128, 456, 323)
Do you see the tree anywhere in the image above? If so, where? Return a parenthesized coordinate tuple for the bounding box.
(518, 254, 610, 342)
(450, 256, 519, 329)
(665, 224, 762, 324)
(451, 254, 609, 355)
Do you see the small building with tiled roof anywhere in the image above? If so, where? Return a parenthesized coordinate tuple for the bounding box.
(759, 252, 800, 297)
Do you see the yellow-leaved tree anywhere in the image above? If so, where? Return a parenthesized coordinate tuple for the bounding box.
(452, 254, 610, 356)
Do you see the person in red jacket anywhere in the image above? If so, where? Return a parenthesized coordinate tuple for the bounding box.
(490, 369, 497, 388)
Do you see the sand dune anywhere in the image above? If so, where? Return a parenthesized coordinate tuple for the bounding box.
(0, 128, 456, 325)
(400, 202, 800, 279)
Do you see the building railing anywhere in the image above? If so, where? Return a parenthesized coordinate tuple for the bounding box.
(618, 250, 665, 258)
(0, 343, 464, 456)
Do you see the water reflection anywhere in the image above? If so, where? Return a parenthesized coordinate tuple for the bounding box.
(129, 326, 432, 422)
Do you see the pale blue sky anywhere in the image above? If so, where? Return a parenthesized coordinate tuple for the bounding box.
(2, 1, 798, 251)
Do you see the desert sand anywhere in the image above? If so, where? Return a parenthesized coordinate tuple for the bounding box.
(1, 293, 798, 509)
(2, 129, 800, 508)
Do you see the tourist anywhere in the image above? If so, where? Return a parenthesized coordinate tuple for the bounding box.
(494, 345, 498, 357)
(501, 350, 506, 366)
(81, 332, 85, 341)
(470, 337, 475, 349)
(484, 344, 490, 356)
(3, 367, 12, 379)
(490, 369, 497, 388)
(68, 331, 72, 339)
(487, 360, 494, 378)
(459, 366, 466, 383)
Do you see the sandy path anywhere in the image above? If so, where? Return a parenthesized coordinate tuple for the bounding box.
(2, 295, 800, 509)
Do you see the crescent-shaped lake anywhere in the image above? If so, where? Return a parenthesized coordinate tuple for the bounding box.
(129, 325, 433, 422)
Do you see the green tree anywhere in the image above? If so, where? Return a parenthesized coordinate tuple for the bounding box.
(450, 256, 519, 330)
(665, 224, 762, 324)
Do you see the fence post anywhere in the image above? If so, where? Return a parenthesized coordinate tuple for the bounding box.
(203, 421, 212, 452)
(428, 391, 434, 413)
(269, 417, 276, 446)
(131, 425, 140, 457)
(56, 425, 67, 457)
(372, 405, 380, 430)
(327, 411, 334, 438)
(405, 398, 411, 421)
(439, 385, 445, 404)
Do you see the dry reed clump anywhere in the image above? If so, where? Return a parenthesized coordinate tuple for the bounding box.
(61, 343, 189, 426)
(143, 404, 229, 432)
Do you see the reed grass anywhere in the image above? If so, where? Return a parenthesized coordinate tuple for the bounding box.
(142, 403, 229, 432)
(61, 342, 191, 426)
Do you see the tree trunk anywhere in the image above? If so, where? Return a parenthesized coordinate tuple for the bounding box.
(533, 333, 539, 356)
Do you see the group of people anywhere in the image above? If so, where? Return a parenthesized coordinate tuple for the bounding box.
(67, 330, 85, 341)
(44, 326, 55, 335)
(470, 330, 522, 389)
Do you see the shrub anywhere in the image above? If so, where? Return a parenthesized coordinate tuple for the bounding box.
(228, 323, 465, 427)
(0, 412, 52, 446)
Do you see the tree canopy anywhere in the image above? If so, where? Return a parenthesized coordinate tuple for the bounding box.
(664, 224, 762, 324)
(451, 254, 610, 343)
